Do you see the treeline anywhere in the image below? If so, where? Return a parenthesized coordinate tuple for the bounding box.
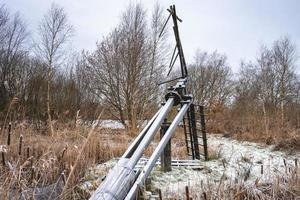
(0, 3, 299, 138)
(188, 44, 300, 140)
(0, 3, 77, 135)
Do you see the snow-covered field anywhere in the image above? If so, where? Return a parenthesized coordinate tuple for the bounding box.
(82, 134, 300, 198)
(150, 135, 299, 198)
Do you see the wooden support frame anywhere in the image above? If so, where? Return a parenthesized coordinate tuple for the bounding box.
(160, 120, 171, 172)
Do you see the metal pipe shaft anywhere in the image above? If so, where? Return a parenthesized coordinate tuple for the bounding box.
(122, 106, 163, 158)
(125, 101, 191, 199)
(128, 98, 174, 168)
(89, 98, 174, 200)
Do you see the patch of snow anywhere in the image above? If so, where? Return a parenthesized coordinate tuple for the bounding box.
(82, 134, 300, 198)
(98, 120, 125, 129)
(150, 135, 300, 198)
(81, 120, 149, 129)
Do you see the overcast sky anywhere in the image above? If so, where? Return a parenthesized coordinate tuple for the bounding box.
(2, 0, 300, 72)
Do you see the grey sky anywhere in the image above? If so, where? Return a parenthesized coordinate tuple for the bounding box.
(2, 0, 300, 72)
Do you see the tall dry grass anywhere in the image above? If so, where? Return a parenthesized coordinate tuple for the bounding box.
(0, 123, 130, 199)
(1, 118, 299, 199)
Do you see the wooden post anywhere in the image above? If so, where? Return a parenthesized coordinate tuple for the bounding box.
(185, 186, 190, 200)
(1, 152, 5, 166)
(145, 177, 152, 191)
(26, 147, 30, 158)
(203, 192, 207, 200)
(158, 189, 162, 200)
(7, 122, 11, 146)
(160, 119, 171, 172)
(19, 134, 23, 156)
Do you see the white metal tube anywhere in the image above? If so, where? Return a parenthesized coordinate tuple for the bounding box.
(89, 99, 174, 200)
(122, 106, 163, 158)
(125, 101, 191, 200)
(128, 98, 174, 168)
(89, 158, 137, 200)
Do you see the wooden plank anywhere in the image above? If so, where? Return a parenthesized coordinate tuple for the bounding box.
(160, 121, 172, 172)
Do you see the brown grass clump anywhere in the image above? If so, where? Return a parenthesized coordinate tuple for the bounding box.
(0, 123, 130, 199)
(274, 132, 300, 152)
(231, 127, 300, 153)
(207, 147, 221, 160)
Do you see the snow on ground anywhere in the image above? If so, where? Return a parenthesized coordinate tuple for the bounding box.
(97, 120, 125, 129)
(82, 120, 148, 129)
(82, 134, 300, 198)
(150, 134, 299, 198)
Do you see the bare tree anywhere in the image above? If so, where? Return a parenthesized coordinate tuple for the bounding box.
(231, 37, 299, 136)
(294, 78, 300, 127)
(0, 4, 28, 124)
(257, 46, 275, 135)
(188, 50, 233, 110)
(36, 3, 73, 135)
(140, 2, 169, 120)
(0, 5, 9, 46)
(272, 36, 296, 127)
(81, 3, 167, 133)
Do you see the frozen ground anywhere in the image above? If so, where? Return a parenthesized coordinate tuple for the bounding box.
(97, 120, 125, 129)
(82, 120, 147, 129)
(149, 134, 299, 198)
(82, 134, 300, 198)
